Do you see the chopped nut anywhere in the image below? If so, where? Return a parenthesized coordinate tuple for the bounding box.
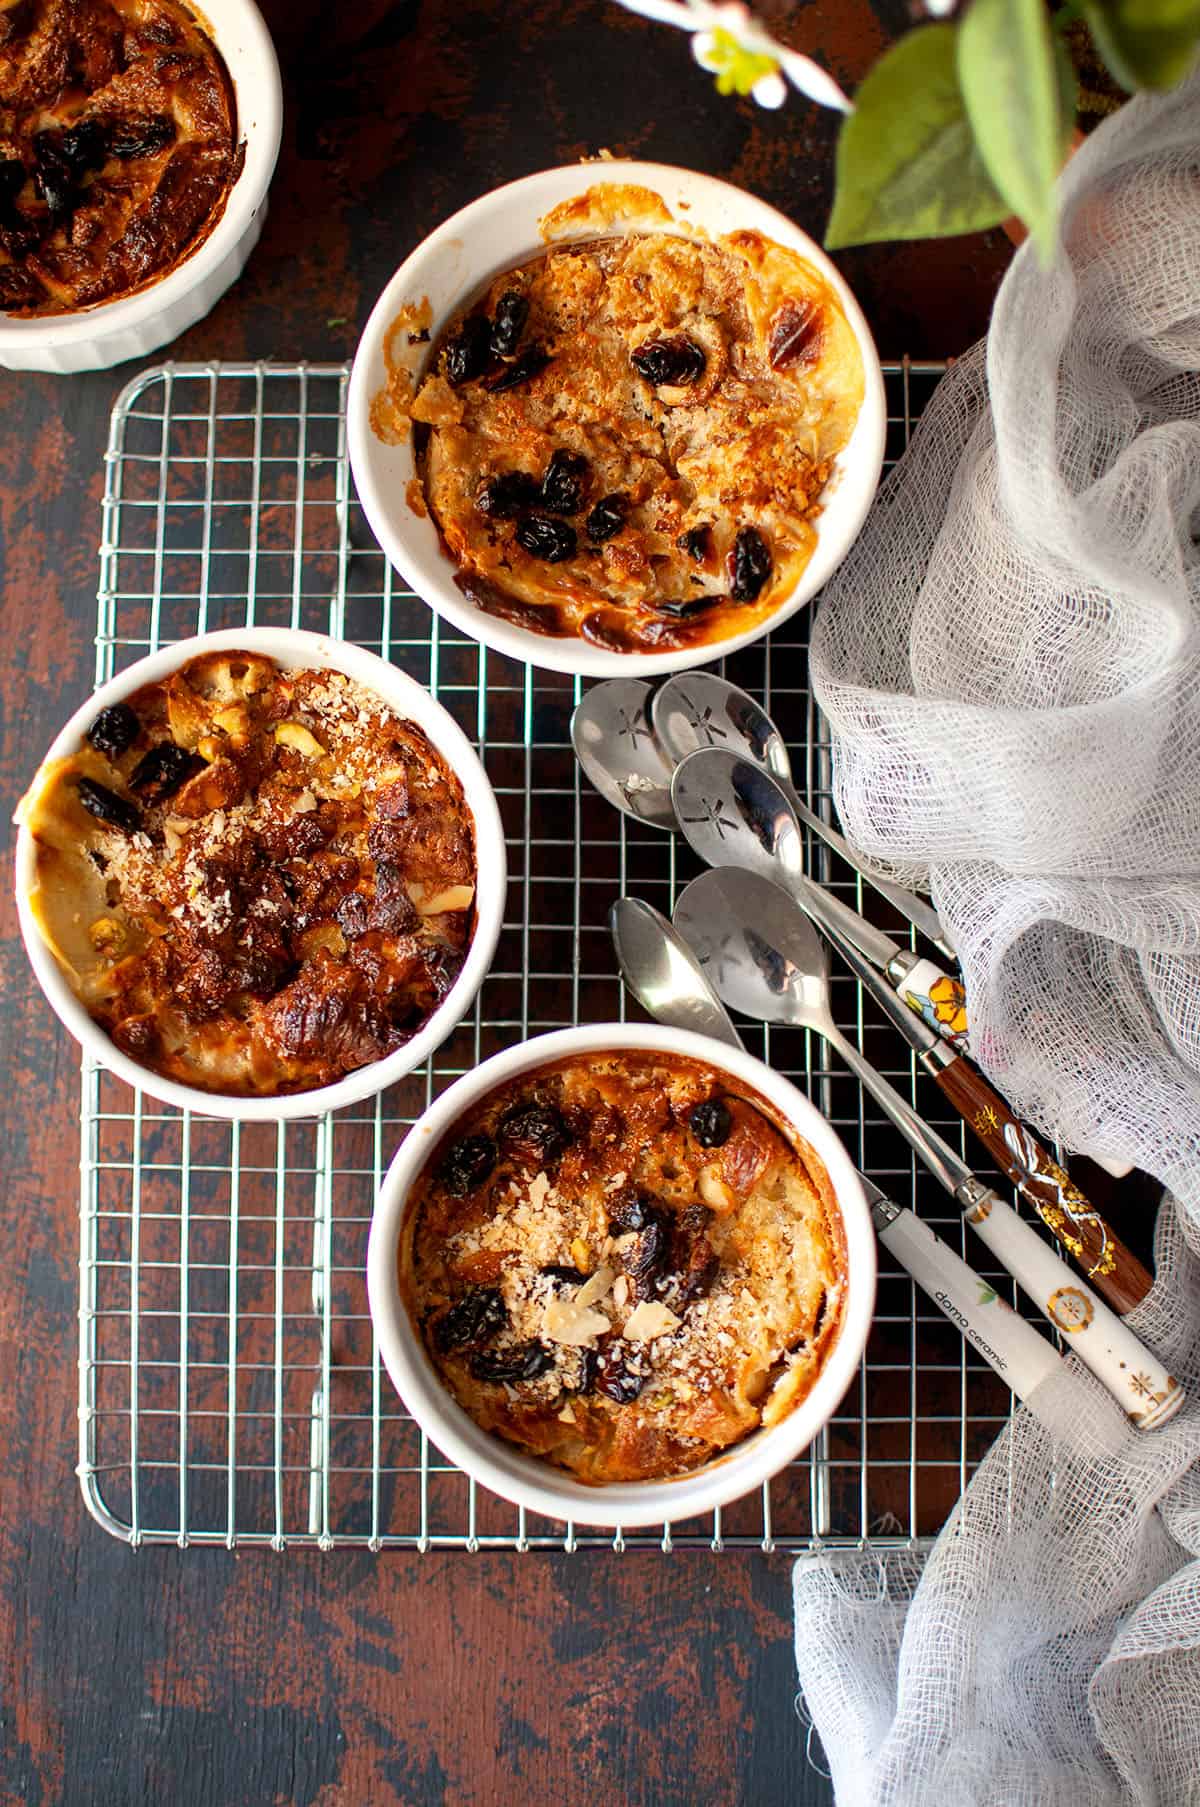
(197, 735, 224, 763)
(698, 1165, 735, 1214)
(612, 1274, 630, 1310)
(407, 881, 476, 916)
(88, 916, 123, 952)
(212, 703, 250, 743)
(275, 721, 326, 759)
(569, 1236, 591, 1275)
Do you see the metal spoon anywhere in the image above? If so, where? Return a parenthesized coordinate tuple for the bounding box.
(671, 867, 1181, 1428)
(570, 679, 674, 829)
(653, 669, 955, 959)
(671, 746, 970, 1053)
(608, 895, 1068, 1409)
(609, 896, 741, 1047)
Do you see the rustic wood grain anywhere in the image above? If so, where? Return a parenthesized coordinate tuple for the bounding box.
(0, 3, 1023, 1802)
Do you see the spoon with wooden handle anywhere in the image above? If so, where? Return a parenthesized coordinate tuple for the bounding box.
(673, 866, 1154, 1317)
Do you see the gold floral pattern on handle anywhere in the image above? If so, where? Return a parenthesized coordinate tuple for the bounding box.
(1001, 1121, 1117, 1278)
(1046, 1286, 1095, 1333)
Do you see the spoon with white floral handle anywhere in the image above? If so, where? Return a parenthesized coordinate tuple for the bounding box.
(609, 897, 1068, 1408)
(671, 746, 970, 1053)
(671, 873, 1182, 1429)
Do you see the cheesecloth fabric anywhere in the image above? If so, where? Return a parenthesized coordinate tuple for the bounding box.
(794, 71, 1200, 1806)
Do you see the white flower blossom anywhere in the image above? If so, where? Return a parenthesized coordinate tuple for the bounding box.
(613, 0, 852, 112)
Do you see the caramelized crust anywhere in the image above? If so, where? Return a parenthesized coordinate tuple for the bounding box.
(21, 652, 478, 1096)
(377, 207, 864, 655)
(401, 1053, 847, 1485)
(0, 0, 237, 315)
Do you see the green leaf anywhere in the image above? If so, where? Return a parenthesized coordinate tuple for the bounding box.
(958, 0, 1066, 263)
(826, 26, 1008, 251)
(1084, 0, 1200, 91)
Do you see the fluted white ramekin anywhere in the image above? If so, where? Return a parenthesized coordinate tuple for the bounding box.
(0, 0, 282, 373)
(367, 1024, 875, 1528)
(14, 628, 506, 1121)
(347, 160, 886, 678)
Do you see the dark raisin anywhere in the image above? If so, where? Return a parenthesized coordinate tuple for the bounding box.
(593, 1343, 646, 1404)
(32, 138, 73, 218)
(539, 449, 588, 515)
(631, 335, 706, 387)
(489, 289, 529, 358)
(499, 1101, 571, 1165)
(485, 345, 550, 393)
(432, 1287, 506, 1354)
(655, 1205, 719, 1311)
(729, 526, 773, 603)
(609, 1191, 670, 1300)
(468, 1341, 555, 1384)
(515, 513, 576, 563)
(437, 1134, 497, 1197)
(607, 1189, 656, 1234)
(443, 314, 492, 386)
(86, 702, 139, 760)
(107, 115, 176, 160)
(475, 470, 541, 519)
(652, 596, 720, 621)
(677, 523, 711, 563)
(129, 741, 198, 804)
(335, 891, 369, 939)
(0, 157, 24, 223)
(58, 119, 110, 174)
(76, 778, 141, 833)
(689, 1097, 733, 1147)
(625, 1218, 669, 1301)
(0, 158, 23, 203)
(407, 326, 430, 345)
(585, 494, 627, 543)
(768, 298, 824, 372)
(568, 1347, 599, 1394)
(541, 1264, 589, 1290)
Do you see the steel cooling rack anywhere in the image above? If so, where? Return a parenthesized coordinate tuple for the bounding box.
(79, 357, 1028, 1551)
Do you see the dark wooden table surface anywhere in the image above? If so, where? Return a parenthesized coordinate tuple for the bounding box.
(0, 4, 1016, 1802)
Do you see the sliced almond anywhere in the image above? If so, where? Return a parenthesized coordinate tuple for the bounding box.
(623, 1301, 681, 1342)
(542, 1295, 611, 1348)
(575, 1263, 615, 1310)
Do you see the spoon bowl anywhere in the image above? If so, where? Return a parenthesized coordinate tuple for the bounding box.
(655, 671, 955, 958)
(608, 897, 742, 1047)
(672, 867, 834, 1030)
(653, 670, 792, 783)
(570, 678, 675, 829)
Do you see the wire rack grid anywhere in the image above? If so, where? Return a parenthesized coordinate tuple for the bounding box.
(77, 355, 1027, 1553)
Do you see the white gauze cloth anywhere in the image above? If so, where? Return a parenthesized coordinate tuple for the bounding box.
(795, 71, 1200, 1806)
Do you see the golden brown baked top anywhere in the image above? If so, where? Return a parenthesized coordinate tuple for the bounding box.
(21, 652, 477, 1095)
(375, 194, 864, 655)
(0, 0, 238, 316)
(402, 1052, 846, 1485)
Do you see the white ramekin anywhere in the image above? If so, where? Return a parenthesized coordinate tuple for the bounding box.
(14, 627, 506, 1121)
(347, 160, 886, 680)
(367, 1023, 876, 1528)
(0, 0, 282, 373)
